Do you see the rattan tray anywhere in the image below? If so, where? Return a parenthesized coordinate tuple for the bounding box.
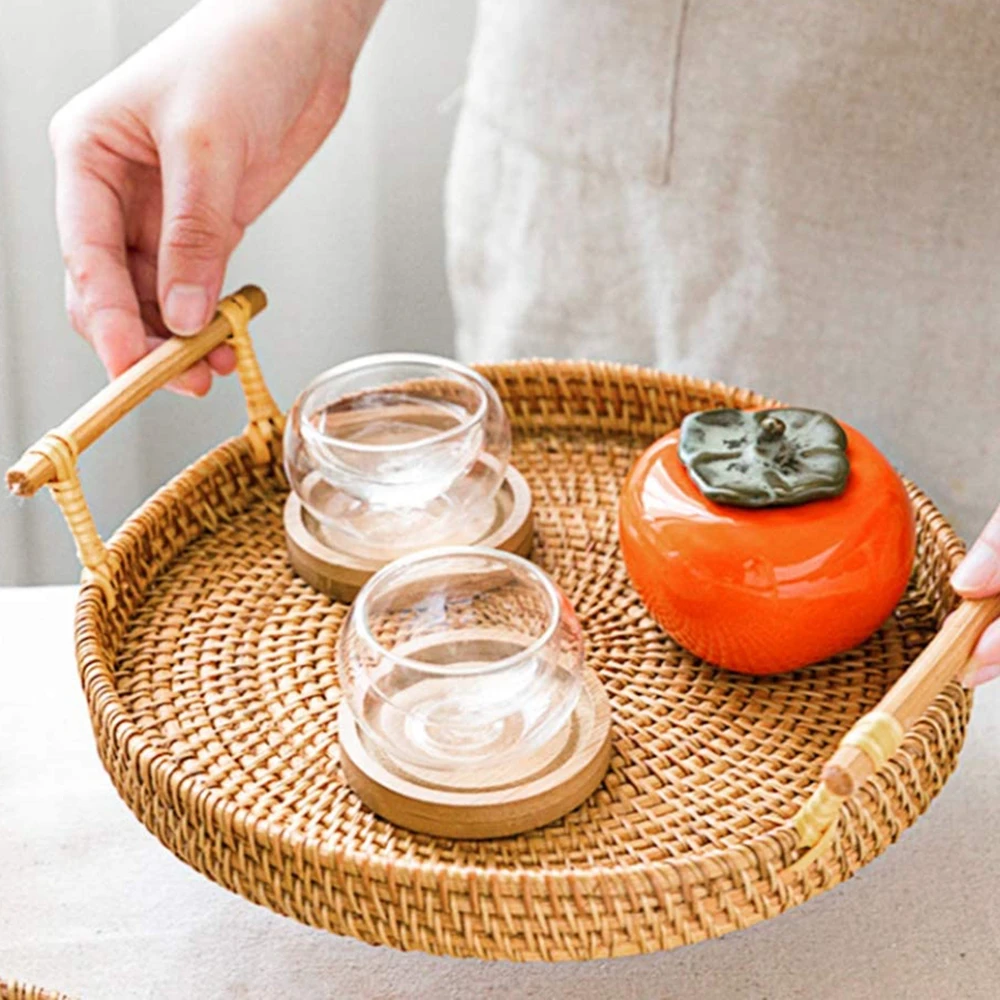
(7, 288, 983, 961)
(0, 983, 73, 1000)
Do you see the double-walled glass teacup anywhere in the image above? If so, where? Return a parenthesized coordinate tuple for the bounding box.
(337, 547, 585, 784)
(284, 354, 511, 564)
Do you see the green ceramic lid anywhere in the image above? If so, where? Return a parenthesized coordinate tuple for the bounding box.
(678, 408, 850, 508)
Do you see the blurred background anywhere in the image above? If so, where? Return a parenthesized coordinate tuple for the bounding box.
(0, 0, 475, 584)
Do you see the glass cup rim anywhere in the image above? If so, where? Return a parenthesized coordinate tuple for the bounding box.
(298, 352, 491, 457)
(350, 546, 564, 679)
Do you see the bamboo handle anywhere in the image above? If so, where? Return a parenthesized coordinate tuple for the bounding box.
(793, 593, 1000, 849)
(821, 595, 1000, 798)
(6, 284, 267, 498)
(4, 285, 278, 607)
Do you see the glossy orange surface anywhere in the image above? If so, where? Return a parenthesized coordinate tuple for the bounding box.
(619, 422, 916, 674)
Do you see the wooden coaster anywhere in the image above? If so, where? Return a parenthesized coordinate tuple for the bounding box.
(338, 667, 612, 839)
(285, 466, 534, 603)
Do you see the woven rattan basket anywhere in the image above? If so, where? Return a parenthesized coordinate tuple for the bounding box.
(0, 982, 74, 1000)
(0, 980, 70, 1000)
(8, 288, 991, 961)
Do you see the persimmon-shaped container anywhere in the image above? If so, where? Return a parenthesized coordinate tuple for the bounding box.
(619, 408, 917, 674)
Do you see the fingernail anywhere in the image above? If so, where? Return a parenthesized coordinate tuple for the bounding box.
(962, 662, 1000, 688)
(164, 284, 210, 336)
(951, 544, 997, 593)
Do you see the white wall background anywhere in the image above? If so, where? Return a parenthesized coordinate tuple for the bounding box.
(0, 0, 476, 584)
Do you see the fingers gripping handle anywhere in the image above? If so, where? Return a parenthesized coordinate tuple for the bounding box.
(791, 594, 1000, 860)
(6, 285, 270, 498)
(5, 285, 277, 602)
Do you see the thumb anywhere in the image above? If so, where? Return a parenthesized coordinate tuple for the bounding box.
(952, 504, 1000, 598)
(157, 122, 243, 335)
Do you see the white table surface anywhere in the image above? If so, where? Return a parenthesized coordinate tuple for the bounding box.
(2, 585, 998, 1000)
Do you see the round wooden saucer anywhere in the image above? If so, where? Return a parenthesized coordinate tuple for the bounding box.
(285, 466, 533, 603)
(337, 667, 612, 839)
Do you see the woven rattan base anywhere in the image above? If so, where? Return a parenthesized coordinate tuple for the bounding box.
(74, 361, 971, 961)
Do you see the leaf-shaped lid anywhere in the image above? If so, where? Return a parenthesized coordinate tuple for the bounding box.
(678, 408, 849, 508)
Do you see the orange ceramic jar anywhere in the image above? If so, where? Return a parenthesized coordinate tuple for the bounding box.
(619, 412, 916, 675)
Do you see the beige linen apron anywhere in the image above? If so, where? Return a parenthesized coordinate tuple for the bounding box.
(445, 0, 1000, 540)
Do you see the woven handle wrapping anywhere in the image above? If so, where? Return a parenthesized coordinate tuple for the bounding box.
(5, 285, 280, 604)
(791, 594, 1000, 862)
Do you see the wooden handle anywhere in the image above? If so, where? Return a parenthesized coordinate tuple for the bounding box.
(792, 592, 1000, 850)
(821, 594, 1000, 798)
(6, 284, 267, 498)
(3, 284, 277, 607)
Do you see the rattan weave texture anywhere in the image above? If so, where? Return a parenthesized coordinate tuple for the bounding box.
(0, 981, 74, 1000)
(74, 361, 970, 961)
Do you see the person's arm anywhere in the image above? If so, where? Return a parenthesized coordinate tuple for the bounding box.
(952, 505, 1000, 685)
(51, 0, 383, 395)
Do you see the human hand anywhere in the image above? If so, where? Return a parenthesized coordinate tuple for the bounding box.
(951, 504, 1000, 686)
(51, 0, 382, 395)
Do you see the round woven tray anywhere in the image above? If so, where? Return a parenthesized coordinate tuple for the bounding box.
(8, 295, 972, 962)
(58, 359, 970, 961)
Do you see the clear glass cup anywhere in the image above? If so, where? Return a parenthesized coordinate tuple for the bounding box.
(284, 354, 511, 562)
(338, 547, 585, 783)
